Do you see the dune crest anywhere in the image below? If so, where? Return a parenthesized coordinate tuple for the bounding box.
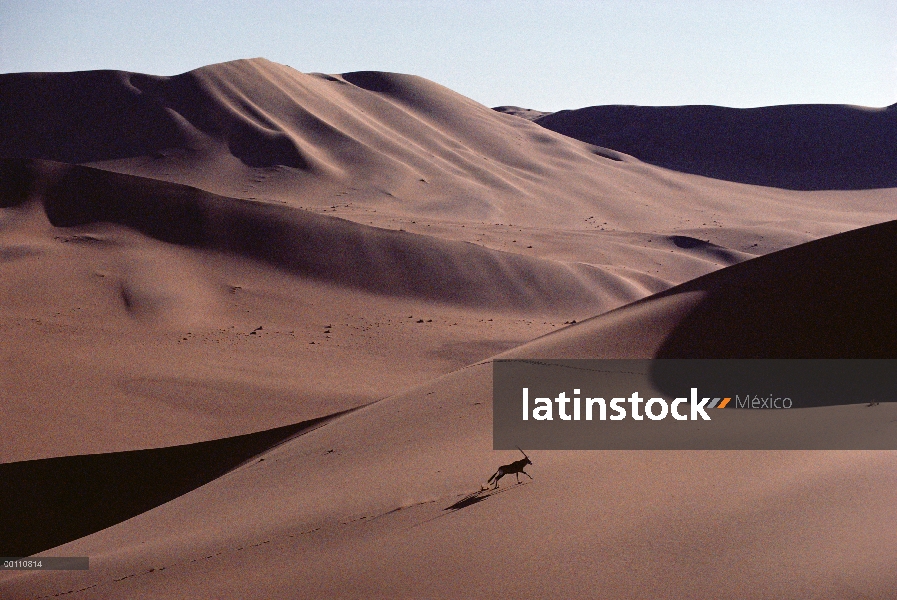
(532, 103, 897, 190)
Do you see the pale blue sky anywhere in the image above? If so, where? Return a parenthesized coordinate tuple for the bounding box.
(1, 1, 894, 110)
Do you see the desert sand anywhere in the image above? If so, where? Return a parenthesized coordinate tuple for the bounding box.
(1, 58, 896, 598)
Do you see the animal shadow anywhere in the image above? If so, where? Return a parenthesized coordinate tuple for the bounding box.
(445, 491, 491, 511)
(443, 482, 529, 513)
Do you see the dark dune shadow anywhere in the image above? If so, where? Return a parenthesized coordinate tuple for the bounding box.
(650, 360, 897, 407)
(0, 67, 312, 170)
(341, 71, 398, 94)
(669, 235, 709, 249)
(0, 70, 188, 164)
(0, 411, 350, 557)
(0, 158, 37, 208)
(534, 103, 897, 190)
(592, 147, 623, 161)
(652, 218, 897, 358)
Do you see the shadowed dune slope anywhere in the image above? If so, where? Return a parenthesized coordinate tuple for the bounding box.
(1, 159, 610, 312)
(0, 69, 191, 164)
(0, 411, 348, 557)
(506, 217, 897, 359)
(532, 103, 897, 190)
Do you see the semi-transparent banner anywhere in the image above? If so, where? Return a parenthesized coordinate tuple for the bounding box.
(493, 359, 897, 450)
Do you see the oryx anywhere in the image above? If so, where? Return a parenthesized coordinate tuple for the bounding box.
(487, 448, 533, 489)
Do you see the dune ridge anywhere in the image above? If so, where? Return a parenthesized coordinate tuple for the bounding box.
(1, 158, 625, 312)
(1, 58, 627, 206)
(530, 103, 897, 190)
(4, 59, 892, 235)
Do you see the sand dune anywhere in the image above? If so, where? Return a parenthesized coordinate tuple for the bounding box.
(4, 220, 897, 598)
(506, 217, 897, 359)
(530, 102, 897, 190)
(0, 196, 565, 461)
(5, 60, 895, 461)
(2, 58, 897, 598)
(0, 156, 645, 461)
(3, 58, 634, 206)
(3, 59, 893, 246)
(5, 159, 616, 312)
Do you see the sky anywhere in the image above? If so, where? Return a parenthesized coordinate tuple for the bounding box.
(1, 1, 894, 110)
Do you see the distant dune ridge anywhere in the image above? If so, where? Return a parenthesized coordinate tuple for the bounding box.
(1, 58, 635, 207)
(527, 103, 897, 190)
(2, 58, 897, 599)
